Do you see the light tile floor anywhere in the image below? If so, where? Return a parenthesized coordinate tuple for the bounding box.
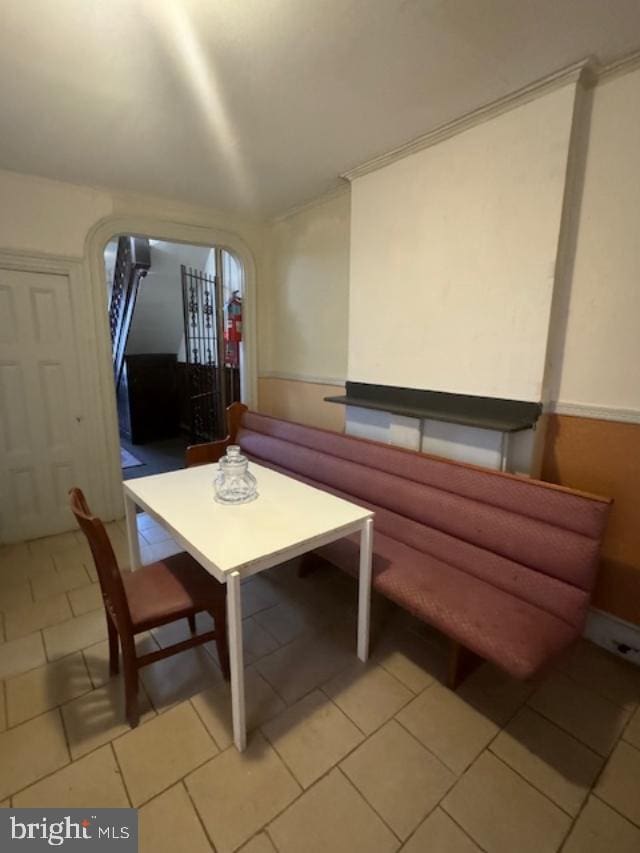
(1, 517, 640, 852)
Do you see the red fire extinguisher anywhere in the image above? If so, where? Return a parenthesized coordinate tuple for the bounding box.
(224, 291, 242, 368)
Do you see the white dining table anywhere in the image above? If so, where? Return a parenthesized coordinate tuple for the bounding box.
(122, 462, 374, 750)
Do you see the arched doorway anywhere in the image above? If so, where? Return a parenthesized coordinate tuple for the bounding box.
(84, 216, 257, 520)
(105, 237, 245, 480)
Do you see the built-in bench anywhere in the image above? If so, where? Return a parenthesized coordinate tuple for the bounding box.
(188, 404, 612, 686)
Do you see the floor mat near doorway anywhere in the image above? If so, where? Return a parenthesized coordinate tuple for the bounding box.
(121, 447, 144, 469)
(120, 436, 188, 480)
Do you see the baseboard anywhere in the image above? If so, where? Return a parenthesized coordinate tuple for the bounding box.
(584, 608, 640, 667)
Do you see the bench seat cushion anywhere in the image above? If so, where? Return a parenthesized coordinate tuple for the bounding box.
(316, 532, 579, 680)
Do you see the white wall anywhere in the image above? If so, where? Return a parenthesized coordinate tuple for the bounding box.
(556, 67, 640, 412)
(125, 241, 210, 355)
(0, 170, 113, 256)
(0, 168, 263, 530)
(348, 83, 577, 403)
(260, 190, 350, 383)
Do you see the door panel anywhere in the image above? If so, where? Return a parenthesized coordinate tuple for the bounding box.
(0, 268, 86, 542)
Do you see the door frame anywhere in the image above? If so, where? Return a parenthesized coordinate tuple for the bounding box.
(84, 215, 258, 522)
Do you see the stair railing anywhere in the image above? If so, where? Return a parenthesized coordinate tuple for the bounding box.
(108, 237, 151, 388)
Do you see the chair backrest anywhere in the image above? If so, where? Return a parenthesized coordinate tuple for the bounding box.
(69, 487, 133, 635)
(185, 441, 226, 468)
(185, 403, 248, 467)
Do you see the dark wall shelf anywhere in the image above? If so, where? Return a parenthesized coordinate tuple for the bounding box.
(325, 382, 541, 433)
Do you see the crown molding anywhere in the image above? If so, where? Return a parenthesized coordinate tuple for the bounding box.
(596, 48, 640, 83)
(271, 181, 350, 224)
(270, 48, 640, 220)
(341, 58, 594, 182)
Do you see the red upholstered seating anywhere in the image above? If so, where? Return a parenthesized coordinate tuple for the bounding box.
(123, 552, 227, 632)
(317, 533, 578, 680)
(231, 408, 611, 682)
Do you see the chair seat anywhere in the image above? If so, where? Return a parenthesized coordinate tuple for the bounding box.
(123, 551, 226, 632)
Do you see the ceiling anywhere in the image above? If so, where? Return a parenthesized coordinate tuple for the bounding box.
(1, 0, 640, 217)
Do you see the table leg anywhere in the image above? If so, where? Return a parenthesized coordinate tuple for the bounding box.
(228, 570, 246, 751)
(357, 517, 373, 662)
(124, 492, 142, 570)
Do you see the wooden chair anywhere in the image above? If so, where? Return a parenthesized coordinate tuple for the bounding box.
(185, 402, 247, 467)
(69, 487, 230, 727)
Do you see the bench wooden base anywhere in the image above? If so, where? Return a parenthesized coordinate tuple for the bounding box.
(448, 640, 482, 690)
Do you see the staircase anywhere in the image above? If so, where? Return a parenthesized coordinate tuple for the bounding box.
(108, 236, 151, 388)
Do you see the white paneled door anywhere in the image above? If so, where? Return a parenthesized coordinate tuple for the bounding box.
(0, 268, 87, 542)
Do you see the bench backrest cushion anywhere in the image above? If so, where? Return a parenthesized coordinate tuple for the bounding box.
(237, 412, 611, 606)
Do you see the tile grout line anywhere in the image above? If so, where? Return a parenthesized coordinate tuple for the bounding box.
(444, 679, 588, 826)
(435, 700, 560, 849)
(188, 696, 223, 753)
(335, 765, 403, 844)
(391, 677, 538, 847)
(263, 826, 281, 853)
(488, 749, 580, 820)
(51, 696, 158, 772)
(510, 702, 611, 759)
(250, 608, 288, 647)
(524, 694, 629, 760)
(619, 704, 640, 744)
(481, 694, 609, 831)
(590, 791, 640, 832)
(410, 804, 491, 853)
(316, 684, 368, 739)
(180, 778, 219, 853)
(257, 750, 348, 844)
(108, 741, 134, 809)
(5, 592, 76, 642)
(554, 660, 640, 711)
(576, 709, 640, 834)
(557, 789, 594, 852)
(447, 806, 489, 853)
(392, 707, 464, 778)
(0, 628, 48, 682)
(341, 727, 460, 849)
(3, 652, 95, 730)
(133, 749, 224, 811)
(6, 708, 74, 805)
(257, 697, 405, 846)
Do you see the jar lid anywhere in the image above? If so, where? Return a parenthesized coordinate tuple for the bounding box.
(219, 445, 247, 469)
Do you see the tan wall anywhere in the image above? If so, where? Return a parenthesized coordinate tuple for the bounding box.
(257, 377, 345, 433)
(540, 67, 640, 626)
(541, 414, 640, 625)
(259, 189, 350, 382)
(555, 67, 640, 411)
